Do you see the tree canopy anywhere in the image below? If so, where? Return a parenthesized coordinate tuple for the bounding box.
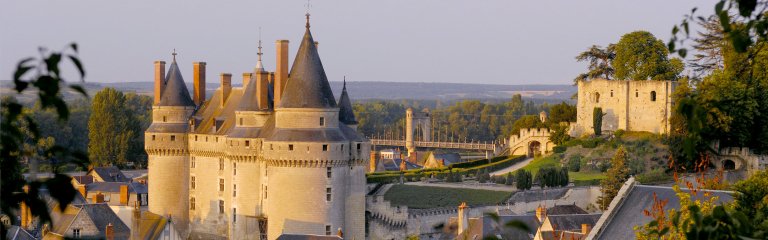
(88, 88, 146, 167)
(612, 31, 684, 80)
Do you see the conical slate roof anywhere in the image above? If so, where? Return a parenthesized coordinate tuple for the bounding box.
(159, 60, 195, 107)
(237, 76, 261, 111)
(338, 80, 357, 124)
(277, 23, 337, 108)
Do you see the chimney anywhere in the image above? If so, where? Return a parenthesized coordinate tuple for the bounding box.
(94, 192, 105, 203)
(193, 62, 206, 106)
(582, 223, 591, 235)
(120, 184, 129, 205)
(220, 73, 232, 107)
(105, 223, 114, 240)
(256, 71, 269, 110)
(242, 73, 253, 88)
(535, 205, 547, 223)
(153, 61, 166, 105)
(458, 202, 469, 235)
(20, 185, 31, 228)
(274, 40, 289, 107)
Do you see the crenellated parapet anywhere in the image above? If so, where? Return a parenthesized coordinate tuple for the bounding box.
(508, 128, 551, 146)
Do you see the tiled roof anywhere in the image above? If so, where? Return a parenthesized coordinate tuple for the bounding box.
(90, 166, 130, 182)
(547, 204, 588, 215)
(158, 60, 195, 107)
(338, 80, 357, 125)
(277, 25, 337, 108)
(86, 182, 147, 194)
(508, 188, 569, 204)
(546, 214, 601, 232)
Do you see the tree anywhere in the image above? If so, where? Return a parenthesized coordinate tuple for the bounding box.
(88, 88, 141, 167)
(2, 44, 89, 237)
(505, 173, 513, 185)
(593, 107, 604, 136)
(612, 31, 684, 80)
(510, 115, 546, 136)
(732, 169, 768, 231)
(516, 169, 532, 190)
(574, 44, 615, 83)
(599, 146, 630, 210)
(548, 124, 571, 145)
(548, 102, 576, 124)
(690, 15, 726, 77)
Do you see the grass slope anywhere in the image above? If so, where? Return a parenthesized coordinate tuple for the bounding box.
(383, 185, 512, 209)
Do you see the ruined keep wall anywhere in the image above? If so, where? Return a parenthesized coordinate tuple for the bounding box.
(572, 79, 675, 136)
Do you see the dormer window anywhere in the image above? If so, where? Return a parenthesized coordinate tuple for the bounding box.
(170, 135, 176, 141)
(163, 116, 167, 122)
(323, 144, 328, 151)
(245, 140, 250, 147)
(320, 117, 325, 126)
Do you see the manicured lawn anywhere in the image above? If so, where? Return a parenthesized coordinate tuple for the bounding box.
(383, 185, 512, 209)
(518, 155, 606, 182)
(569, 171, 607, 181)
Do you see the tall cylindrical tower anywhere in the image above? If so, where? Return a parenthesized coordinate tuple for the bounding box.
(145, 56, 196, 237)
(405, 108, 415, 154)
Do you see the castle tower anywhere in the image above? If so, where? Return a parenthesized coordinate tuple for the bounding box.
(145, 52, 195, 237)
(405, 107, 415, 154)
(261, 15, 368, 239)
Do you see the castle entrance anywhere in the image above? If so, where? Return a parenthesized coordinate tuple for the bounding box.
(528, 141, 541, 158)
(722, 159, 736, 171)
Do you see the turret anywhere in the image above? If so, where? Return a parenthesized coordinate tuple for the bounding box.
(338, 78, 358, 130)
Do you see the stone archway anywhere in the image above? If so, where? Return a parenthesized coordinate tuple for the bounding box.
(722, 159, 736, 171)
(528, 141, 541, 158)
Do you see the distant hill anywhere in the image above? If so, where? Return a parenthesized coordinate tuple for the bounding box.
(0, 80, 575, 104)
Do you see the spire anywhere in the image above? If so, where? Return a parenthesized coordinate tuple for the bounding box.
(277, 15, 337, 108)
(338, 76, 358, 125)
(255, 28, 265, 73)
(158, 51, 195, 107)
(305, 0, 311, 29)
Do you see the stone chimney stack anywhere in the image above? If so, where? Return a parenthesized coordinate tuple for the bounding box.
(193, 62, 206, 106)
(120, 185, 129, 205)
(274, 40, 289, 106)
(535, 205, 547, 223)
(582, 223, 591, 235)
(153, 61, 166, 105)
(256, 71, 269, 110)
(94, 193, 105, 203)
(105, 223, 114, 240)
(458, 202, 469, 235)
(20, 185, 31, 228)
(220, 73, 232, 107)
(242, 73, 253, 88)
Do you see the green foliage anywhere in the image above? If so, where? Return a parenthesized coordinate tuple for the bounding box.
(88, 88, 147, 167)
(635, 168, 674, 184)
(574, 44, 615, 82)
(612, 31, 683, 80)
(732, 169, 768, 231)
(383, 185, 512, 209)
(552, 145, 566, 153)
(534, 166, 569, 188)
(593, 107, 603, 136)
(515, 169, 533, 190)
(1, 44, 89, 237)
(548, 124, 571, 145)
(510, 115, 546, 135)
(547, 102, 577, 124)
(567, 155, 581, 172)
(599, 146, 630, 210)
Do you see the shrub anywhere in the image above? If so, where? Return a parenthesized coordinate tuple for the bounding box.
(516, 169, 532, 190)
(553, 145, 567, 153)
(581, 138, 601, 148)
(635, 168, 673, 184)
(505, 173, 513, 185)
(568, 155, 582, 172)
(613, 129, 625, 138)
(593, 107, 603, 135)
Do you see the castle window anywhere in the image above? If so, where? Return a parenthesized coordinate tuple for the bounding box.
(163, 116, 167, 122)
(233, 184, 237, 197)
(73, 228, 81, 238)
(219, 159, 224, 170)
(239, 118, 243, 126)
(320, 117, 325, 126)
(195, 135, 198, 141)
(233, 162, 237, 175)
(341, 145, 344, 152)
(594, 92, 600, 103)
(171, 135, 176, 141)
(190, 198, 195, 210)
(233, 208, 237, 223)
(152, 135, 156, 141)
(288, 144, 294, 151)
(357, 143, 361, 155)
(326, 187, 332, 201)
(191, 176, 196, 189)
(206, 136, 208, 142)
(219, 179, 224, 192)
(323, 144, 328, 151)
(270, 144, 273, 150)
(327, 167, 332, 178)
(651, 91, 657, 101)
(219, 200, 224, 214)
(263, 185, 267, 199)
(610, 90, 614, 97)
(191, 157, 195, 168)
(636, 91, 639, 97)
(326, 225, 332, 235)
(245, 140, 250, 147)
(216, 137, 219, 142)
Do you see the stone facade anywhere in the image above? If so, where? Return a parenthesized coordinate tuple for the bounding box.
(509, 128, 554, 157)
(571, 79, 676, 136)
(145, 19, 368, 240)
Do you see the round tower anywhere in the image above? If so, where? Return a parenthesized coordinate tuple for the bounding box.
(405, 107, 415, 154)
(145, 54, 195, 237)
(261, 16, 367, 239)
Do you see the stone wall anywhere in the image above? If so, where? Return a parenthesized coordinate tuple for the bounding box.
(572, 79, 675, 136)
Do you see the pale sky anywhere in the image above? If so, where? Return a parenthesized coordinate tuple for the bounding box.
(1, 0, 717, 85)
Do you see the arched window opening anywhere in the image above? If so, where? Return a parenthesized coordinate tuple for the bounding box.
(594, 92, 600, 103)
(651, 91, 657, 101)
(723, 159, 736, 171)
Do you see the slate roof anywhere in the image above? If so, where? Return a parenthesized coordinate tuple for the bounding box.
(380, 158, 422, 171)
(546, 204, 588, 215)
(89, 166, 130, 182)
(338, 80, 357, 125)
(483, 215, 540, 240)
(5, 226, 36, 240)
(158, 60, 195, 107)
(237, 76, 265, 111)
(86, 182, 148, 194)
(72, 175, 94, 185)
(133, 211, 170, 240)
(433, 153, 462, 165)
(508, 188, 570, 204)
(594, 184, 734, 240)
(546, 214, 601, 232)
(277, 24, 337, 108)
(276, 234, 342, 240)
(46, 203, 130, 240)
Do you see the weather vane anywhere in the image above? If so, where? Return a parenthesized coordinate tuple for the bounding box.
(305, 0, 311, 28)
(257, 27, 263, 59)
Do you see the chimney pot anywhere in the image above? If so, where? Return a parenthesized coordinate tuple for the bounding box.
(153, 61, 166, 105)
(220, 73, 232, 107)
(120, 184, 129, 205)
(275, 40, 289, 107)
(105, 223, 115, 240)
(582, 223, 591, 235)
(242, 72, 253, 88)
